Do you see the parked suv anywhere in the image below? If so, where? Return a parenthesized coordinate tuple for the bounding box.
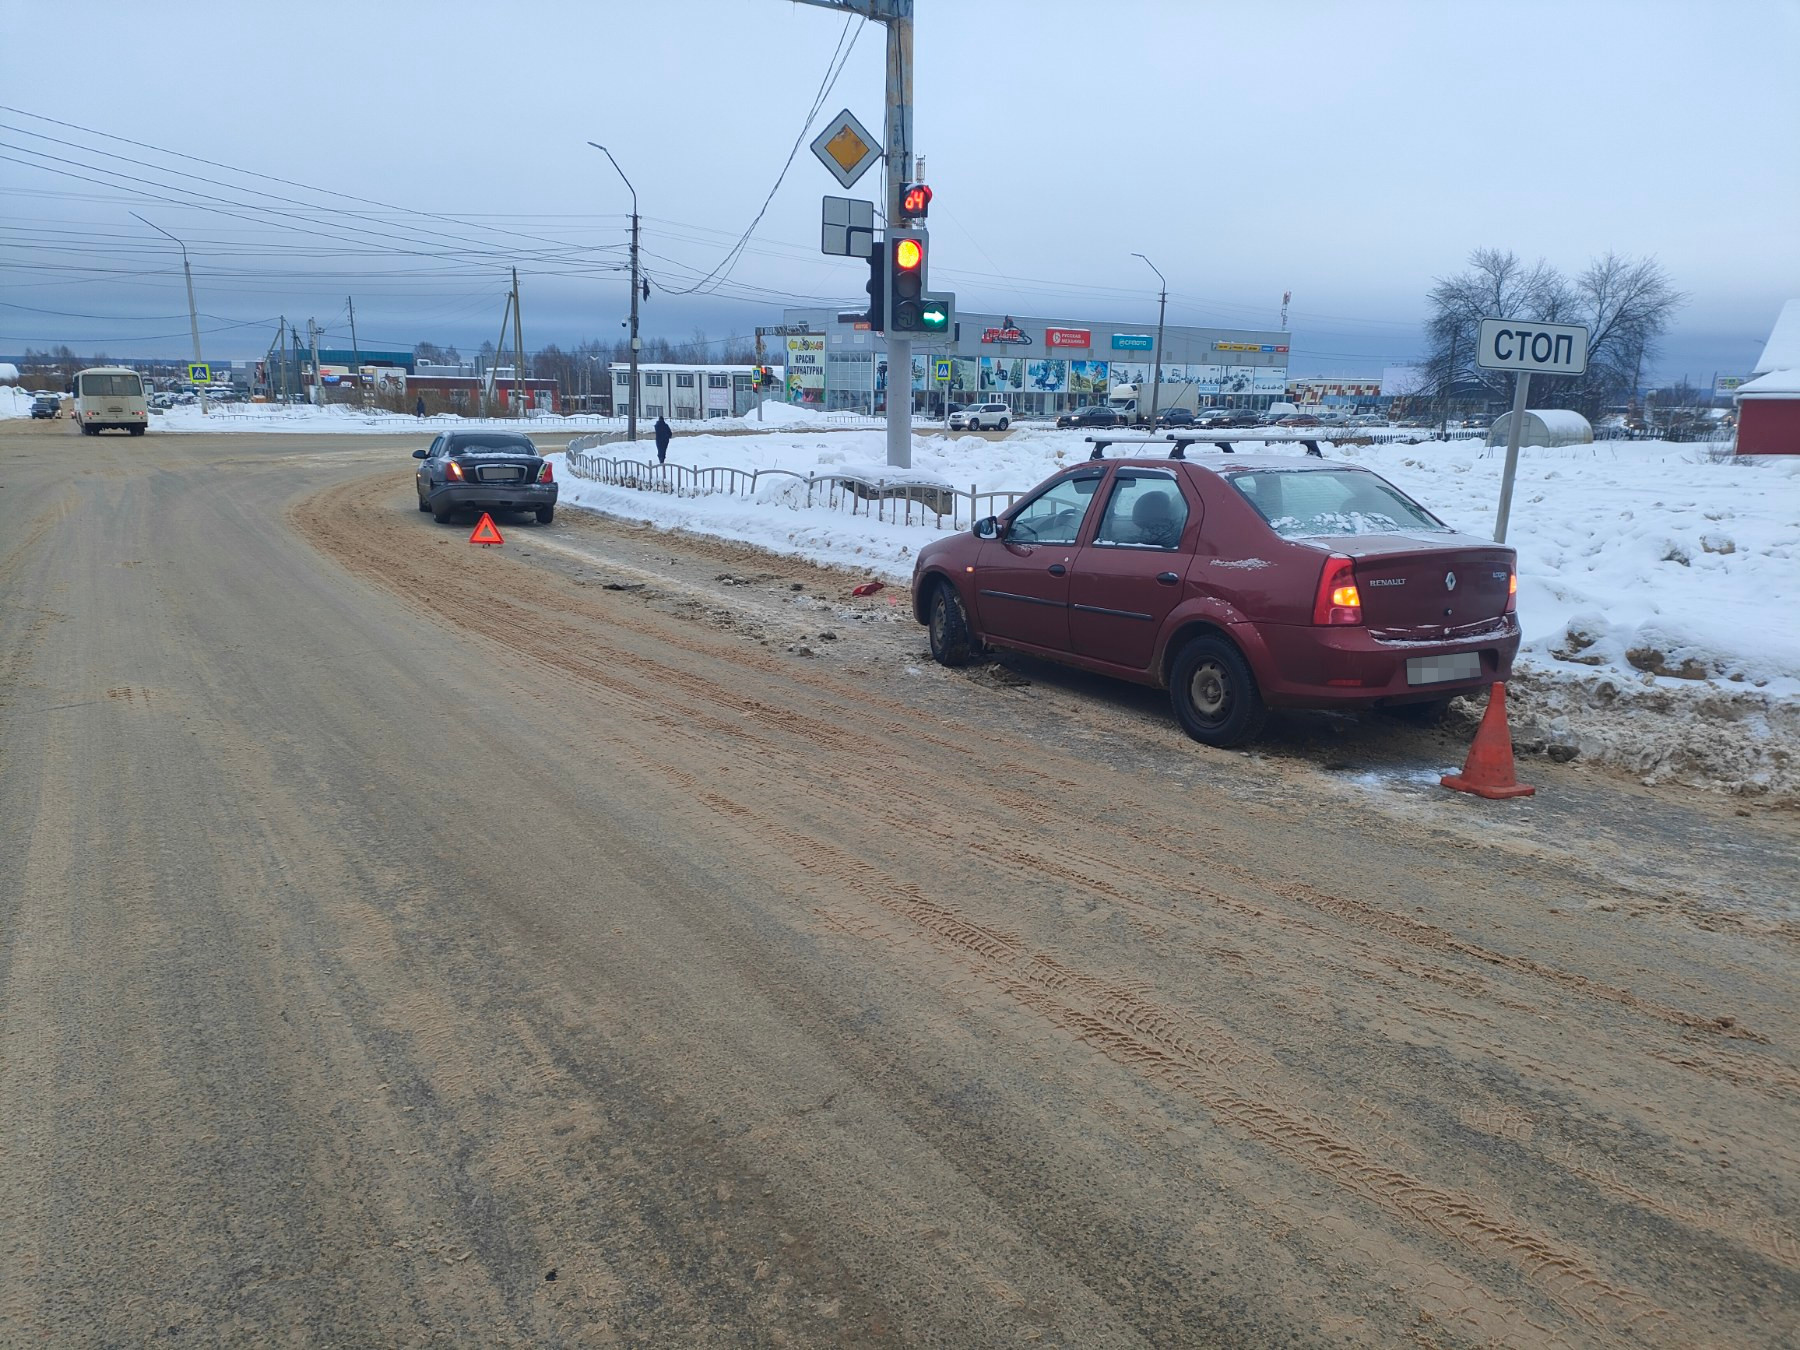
(912, 454, 1519, 746)
(30, 393, 61, 419)
(949, 401, 1011, 431)
(414, 430, 557, 524)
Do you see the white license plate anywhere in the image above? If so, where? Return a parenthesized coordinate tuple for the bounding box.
(481, 468, 522, 482)
(1406, 652, 1482, 685)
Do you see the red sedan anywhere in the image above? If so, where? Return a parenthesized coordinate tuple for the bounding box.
(911, 453, 1520, 746)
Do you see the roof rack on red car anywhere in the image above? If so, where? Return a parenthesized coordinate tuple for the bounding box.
(1083, 434, 1326, 461)
(1080, 435, 1224, 464)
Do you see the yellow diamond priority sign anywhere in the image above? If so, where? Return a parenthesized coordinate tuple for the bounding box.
(810, 108, 882, 190)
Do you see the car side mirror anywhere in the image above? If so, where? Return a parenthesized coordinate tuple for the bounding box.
(974, 515, 1000, 540)
(412, 448, 428, 459)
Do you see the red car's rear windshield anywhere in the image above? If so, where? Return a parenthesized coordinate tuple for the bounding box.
(1226, 468, 1447, 539)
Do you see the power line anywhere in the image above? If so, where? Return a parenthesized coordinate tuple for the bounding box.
(657, 13, 864, 296)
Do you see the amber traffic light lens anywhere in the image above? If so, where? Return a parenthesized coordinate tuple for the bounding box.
(894, 238, 922, 270)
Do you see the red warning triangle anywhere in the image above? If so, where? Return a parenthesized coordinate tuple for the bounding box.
(468, 512, 504, 546)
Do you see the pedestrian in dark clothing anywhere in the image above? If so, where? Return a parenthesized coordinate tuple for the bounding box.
(414, 395, 426, 418)
(654, 415, 672, 465)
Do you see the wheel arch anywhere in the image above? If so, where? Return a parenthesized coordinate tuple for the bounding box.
(912, 567, 959, 624)
(1157, 614, 1274, 692)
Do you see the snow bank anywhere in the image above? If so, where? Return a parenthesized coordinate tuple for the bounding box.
(554, 428, 1800, 795)
(152, 402, 627, 436)
(0, 385, 38, 418)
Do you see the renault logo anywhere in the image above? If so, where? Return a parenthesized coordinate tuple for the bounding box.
(1444, 571, 1458, 591)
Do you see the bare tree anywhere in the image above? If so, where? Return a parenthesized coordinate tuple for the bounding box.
(1570, 253, 1685, 412)
(1425, 247, 1682, 418)
(1426, 248, 1573, 408)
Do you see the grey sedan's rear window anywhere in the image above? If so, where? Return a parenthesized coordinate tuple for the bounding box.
(1227, 469, 1446, 539)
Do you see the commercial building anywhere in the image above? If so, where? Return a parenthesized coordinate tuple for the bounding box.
(612, 364, 780, 420)
(778, 308, 1290, 416)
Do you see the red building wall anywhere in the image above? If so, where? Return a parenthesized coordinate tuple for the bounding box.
(1736, 398, 1800, 455)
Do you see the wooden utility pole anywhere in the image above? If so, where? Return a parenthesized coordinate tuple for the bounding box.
(486, 290, 514, 416)
(511, 268, 527, 418)
(347, 296, 363, 407)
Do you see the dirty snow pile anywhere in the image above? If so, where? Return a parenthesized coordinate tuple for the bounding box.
(553, 426, 1797, 797)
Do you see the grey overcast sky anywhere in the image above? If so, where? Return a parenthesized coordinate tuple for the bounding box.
(3, 0, 1796, 382)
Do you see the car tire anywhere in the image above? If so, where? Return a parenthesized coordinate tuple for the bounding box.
(927, 581, 981, 667)
(128, 425, 145, 436)
(535, 505, 554, 524)
(417, 494, 430, 512)
(997, 418, 1009, 430)
(1170, 634, 1267, 747)
(431, 498, 454, 524)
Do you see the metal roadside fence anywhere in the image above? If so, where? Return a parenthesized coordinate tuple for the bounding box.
(564, 436, 1024, 530)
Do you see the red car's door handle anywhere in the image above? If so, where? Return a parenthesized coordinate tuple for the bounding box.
(1156, 571, 1180, 585)
(1048, 563, 1067, 576)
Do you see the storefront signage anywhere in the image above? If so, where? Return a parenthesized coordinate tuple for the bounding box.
(981, 326, 1031, 345)
(1111, 334, 1154, 351)
(1044, 327, 1091, 349)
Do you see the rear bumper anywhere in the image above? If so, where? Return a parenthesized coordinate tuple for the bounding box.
(429, 482, 557, 512)
(1249, 615, 1521, 707)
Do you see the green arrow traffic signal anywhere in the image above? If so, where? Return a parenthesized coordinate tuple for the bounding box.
(919, 301, 949, 332)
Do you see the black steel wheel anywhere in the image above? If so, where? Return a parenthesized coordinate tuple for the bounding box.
(927, 582, 981, 667)
(1170, 634, 1267, 747)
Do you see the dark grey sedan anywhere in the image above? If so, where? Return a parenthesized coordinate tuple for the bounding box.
(413, 431, 558, 524)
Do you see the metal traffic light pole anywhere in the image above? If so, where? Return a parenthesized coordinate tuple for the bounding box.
(796, 0, 914, 468)
(879, 8, 914, 469)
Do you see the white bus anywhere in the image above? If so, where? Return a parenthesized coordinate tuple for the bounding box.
(73, 366, 149, 435)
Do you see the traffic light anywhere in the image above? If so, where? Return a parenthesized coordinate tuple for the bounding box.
(899, 183, 932, 220)
(864, 247, 885, 331)
(887, 231, 926, 332)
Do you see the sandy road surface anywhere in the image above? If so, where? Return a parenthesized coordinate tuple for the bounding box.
(2, 424, 1797, 1347)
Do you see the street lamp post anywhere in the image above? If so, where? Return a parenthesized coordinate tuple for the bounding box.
(589, 142, 641, 446)
(1132, 253, 1167, 429)
(133, 212, 209, 415)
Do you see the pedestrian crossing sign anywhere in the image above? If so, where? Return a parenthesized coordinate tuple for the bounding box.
(188, 362, 211, 383)
(933, 358, 951, 383)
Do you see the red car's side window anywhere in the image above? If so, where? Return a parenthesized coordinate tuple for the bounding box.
(1090, 473, 1192, 550)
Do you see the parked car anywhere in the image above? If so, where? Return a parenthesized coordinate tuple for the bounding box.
(1276, 413, 1322, 428)
(413, 430, 557, 524)
(1056, 405, 1124, 429)
(1155, 407, 1197, 428)
(29, 394, 61, 419)
(949, 400, 1012, 431)
(912, 453, 1518, 746)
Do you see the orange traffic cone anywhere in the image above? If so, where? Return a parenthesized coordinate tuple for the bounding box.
(1440, 683, 1536, 799)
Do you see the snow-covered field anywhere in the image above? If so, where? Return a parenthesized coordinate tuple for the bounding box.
(548, 420, 1800, 799)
